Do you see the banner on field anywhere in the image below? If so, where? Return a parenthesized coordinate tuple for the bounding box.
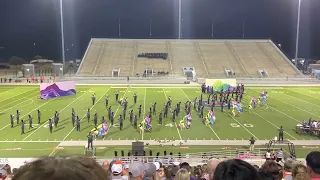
(40, 81, 76, 99)
(205, 79, 237, 92)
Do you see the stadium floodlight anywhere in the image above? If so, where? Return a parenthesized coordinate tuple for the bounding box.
(294, 0, 302, 67)
(26, 69, 30, 72)
(60, 0, 66, 71)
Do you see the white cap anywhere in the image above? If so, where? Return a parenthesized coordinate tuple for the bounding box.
(124, 164, 129, 169)
(153, 162, 160, 171)
(172, 161, 180, 166)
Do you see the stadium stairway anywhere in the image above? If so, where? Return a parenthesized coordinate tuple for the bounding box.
(94, 40, 134, 77)
(170, 40, 209, 77)
(78, 39, 104, 76)
(197, 40, 248, 77)
(228, 41, 283, 77)
(257, 42, 299, 76)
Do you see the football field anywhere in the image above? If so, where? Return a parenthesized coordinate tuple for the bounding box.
(0, 85, 319, 158)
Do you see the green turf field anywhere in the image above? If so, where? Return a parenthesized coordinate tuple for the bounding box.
(0, 85, 319, 158)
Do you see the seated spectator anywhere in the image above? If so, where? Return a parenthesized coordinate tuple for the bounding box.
(260, 160, 282, 180)
(207, 158, 221, 180)
(157, 164, 166, 180)
(213, 159, 261, 180)
(266, 150, 271, 160)
(292, 163, 310, 180)
(305, 151, 320, 180)
(128, 162, 149, 180)
(111, 160, 128, 180)
(201, 164, 208, 180)
(144, 163, 157, 180)
(180, 162, 197, 180)
(175, 169, 190, 180)
(283, 159, 294, 180)
(12, 156, 109, 180)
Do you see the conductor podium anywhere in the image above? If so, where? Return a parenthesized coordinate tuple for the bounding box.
(132, 142, 144, 156)
(84, 147, 96, 156)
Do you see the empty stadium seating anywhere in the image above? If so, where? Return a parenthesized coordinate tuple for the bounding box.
(77, 39, 300, 78)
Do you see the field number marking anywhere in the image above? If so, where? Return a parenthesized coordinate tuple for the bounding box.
(230, 123, 253, 128)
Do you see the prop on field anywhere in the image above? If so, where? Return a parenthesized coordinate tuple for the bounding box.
(204, 110, 215, 125)
(232, 101, 243, 116)
(91, 122, 109, 138)
(139, 116, 152, 134)
(179, 114, 192, 130)
(118, 97, 127, 105)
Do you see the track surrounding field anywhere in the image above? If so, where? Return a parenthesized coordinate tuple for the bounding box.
(0, 85, 319, 157)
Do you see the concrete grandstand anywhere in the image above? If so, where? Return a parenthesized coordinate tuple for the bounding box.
(76, 39, 301, 78)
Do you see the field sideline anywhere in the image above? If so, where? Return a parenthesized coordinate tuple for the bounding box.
(0, 85, 320, 157)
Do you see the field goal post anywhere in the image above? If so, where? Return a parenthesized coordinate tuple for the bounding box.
(112, 68, 120, 77)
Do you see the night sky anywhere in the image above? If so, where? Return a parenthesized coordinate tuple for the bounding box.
(0, 0, 319, 63)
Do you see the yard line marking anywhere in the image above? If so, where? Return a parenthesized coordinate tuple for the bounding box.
(290, 89, 320, 101)
(49, 88, 111, 157)
(0, 124, 11, 131)
(0, 88, 37, 103)
(0, 87, 16, 94)
(22, 89, 92, 141)
(0, 98, 55, 132)
(142, 88, 146, 140)
(228, 113, 259, 140)
(162, 88, 182, 141)
(208, 125, 220, 140)
(252, 111, 297, 140)
(0, 91, 39, 110)
(251, 89, 320, 118)
(105, 87, 128, 137)
(181, 88, 221, 140)
(62, 87, 112, 141)
(0, 97, 35, 113)
(281, 91, 320, 108)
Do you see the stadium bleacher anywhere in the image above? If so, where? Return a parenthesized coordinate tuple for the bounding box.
(77, 39, 301, 78)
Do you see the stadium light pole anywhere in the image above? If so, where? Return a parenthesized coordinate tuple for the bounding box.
(33, 43, 36, 59)
(178, 0, 182, 39)
(242, 17, 246, 39)
(211, 18, 214, 39)
(60, 0, 66, 71)
(294, 0, 301, 67)
(118, 18, 121, 38)
(149, 18, 152, 38)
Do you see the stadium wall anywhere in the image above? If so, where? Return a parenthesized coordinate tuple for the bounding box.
(76, 38, 93, 74)
(269, 39, 302, 76)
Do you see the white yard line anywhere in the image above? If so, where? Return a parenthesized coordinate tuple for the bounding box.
(49, 88, 111, 156)
(0, 88, 37, 103)
(0, 94, 38, 113)
(23, 89, 93, 141)
(248, 89, 306, 123)
(105, 88, 129, 137)
(290, 89, 320, 101)
(142, 88, 146, 140)
(251, 89, 320, 118)
(0, 87, 16, 94)
(0, 98, 55, 132)
(180, 88, 221, 140)
(162, 88, 182, 141)
(0, 91, 38, 109)
(251, 111, 297, 140)
(228, 114, 259, 140)
(0, 124, 11, 131)
(281, 91, 320, 108)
